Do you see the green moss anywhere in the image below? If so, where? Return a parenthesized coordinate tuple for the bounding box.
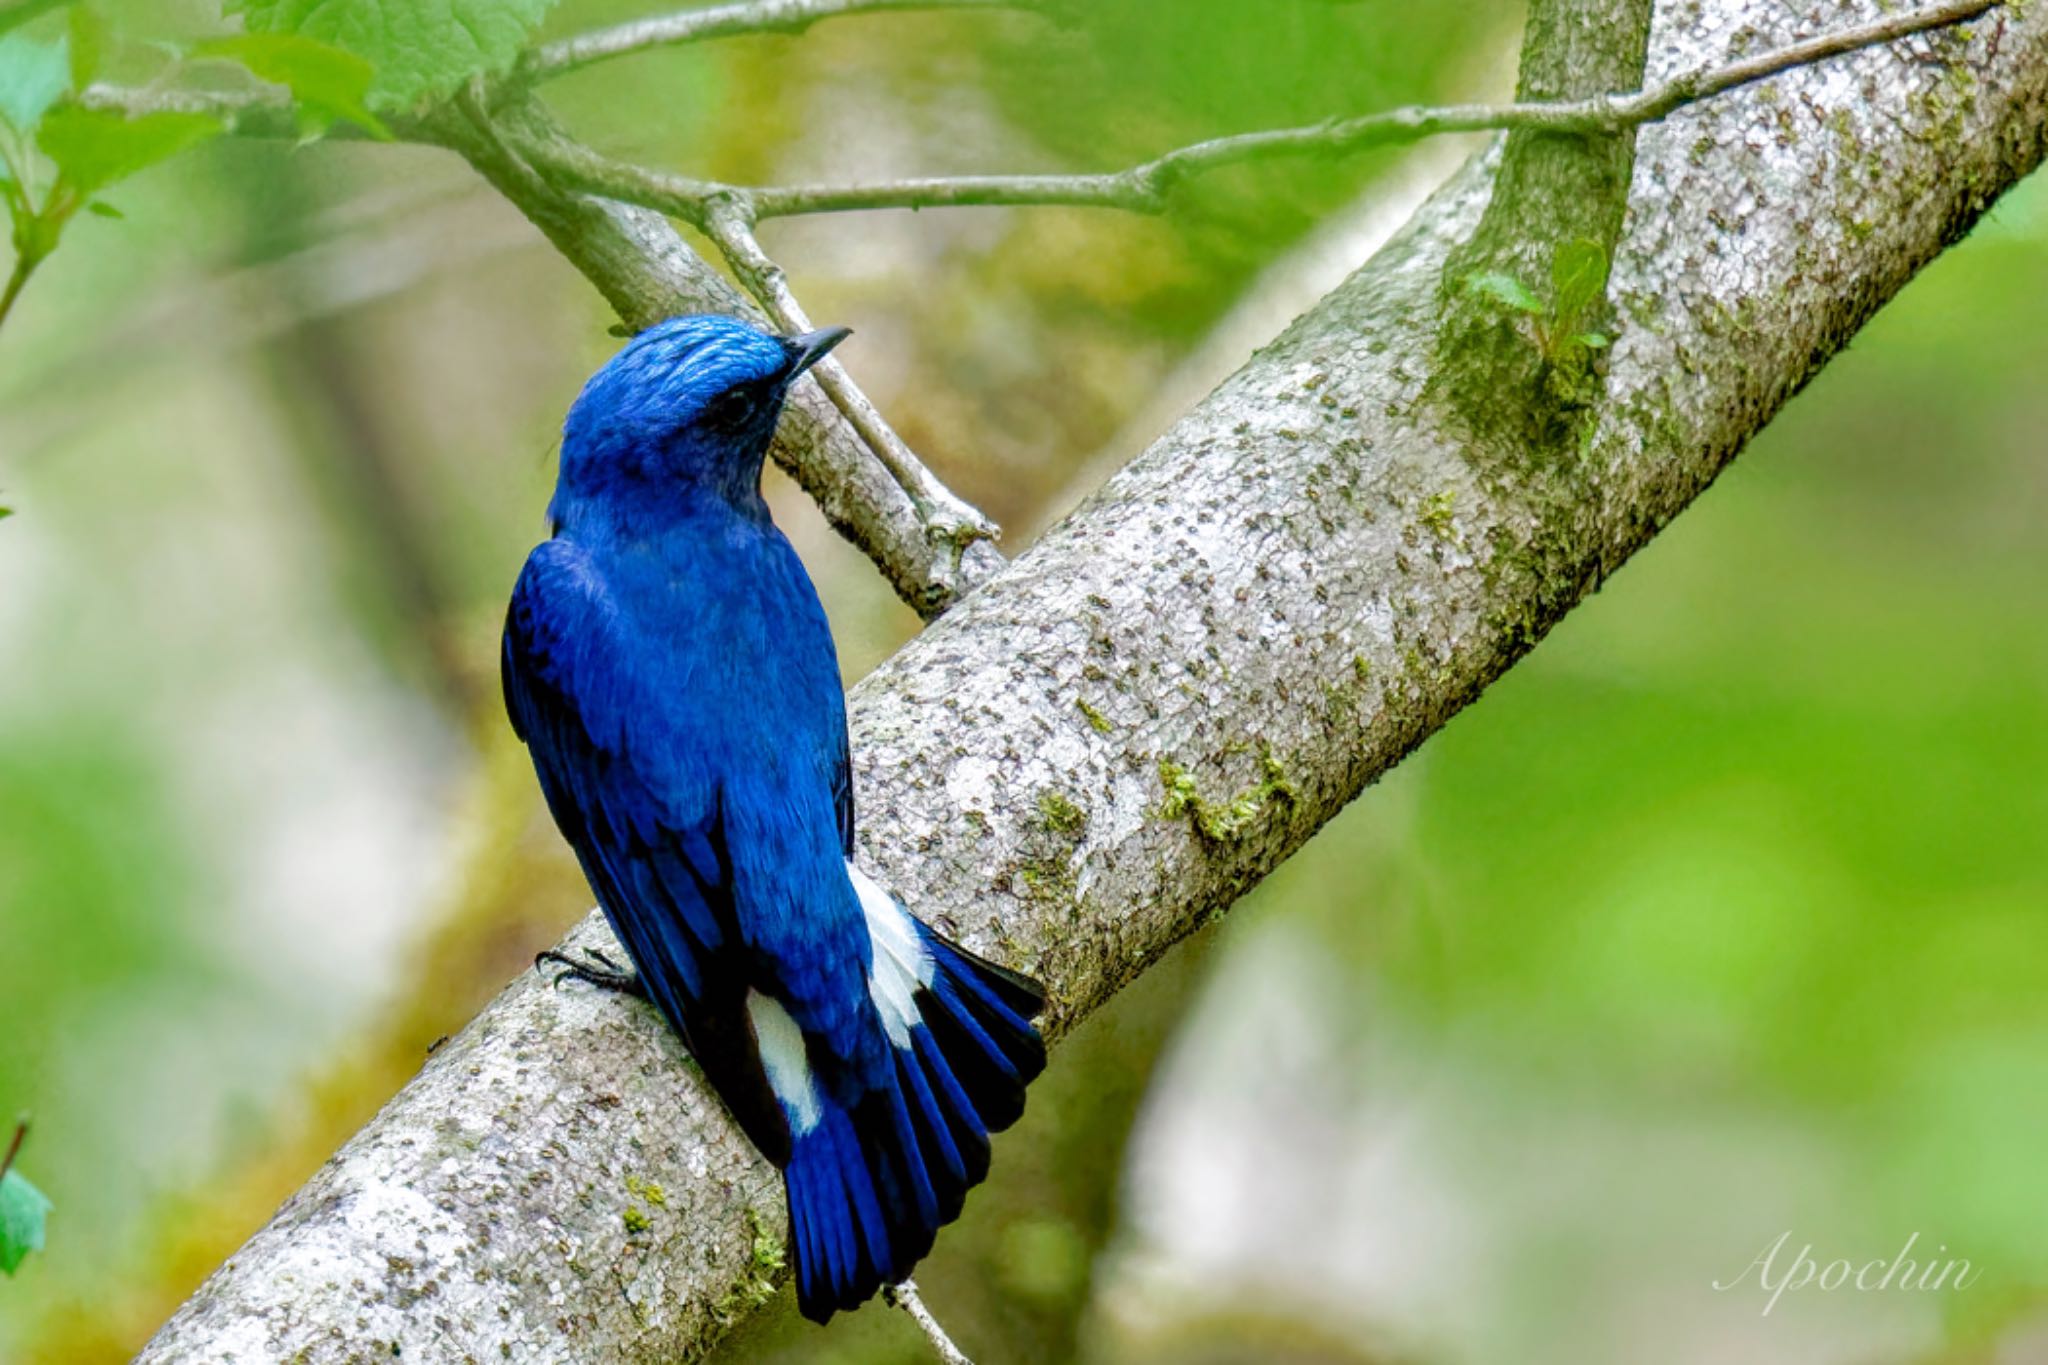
(1074, 698, 1112, 734)
(622, 1206, 651, 1235)
(1419, 488, 1458, 539)
(624, 1175, 666, 1209)
(1016, 857, 1077, 903)
(1037, 790, 1087, 835)
(710, 1209, 787, 1326)
(1352, 655, 1372, 683)
(1157, 749, 1298, 843)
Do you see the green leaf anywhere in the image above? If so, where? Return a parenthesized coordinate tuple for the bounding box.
(64, 1, 101, 88)
(0, 0, 76, 41)
(0, 1169, 51, 1275)
(228, 0, 559, 110)
(38, 105, 221, 196)
(1550, 238, 1610, 334)
(1466, 270, 1544, 315)
(1577, 331, 1612, 350)
(0, 32, 67, 136)
(197, 34, 391, 139)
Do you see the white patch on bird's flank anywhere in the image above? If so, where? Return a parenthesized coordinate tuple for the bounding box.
(850, 863, 933, 1050)
(747, 989, 821, 1134)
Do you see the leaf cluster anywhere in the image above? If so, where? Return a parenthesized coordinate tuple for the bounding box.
(0, 0, 558, 336)
(2, 11, 200, 323)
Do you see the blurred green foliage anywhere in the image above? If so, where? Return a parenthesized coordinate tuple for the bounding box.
(229, 0, 553, 107)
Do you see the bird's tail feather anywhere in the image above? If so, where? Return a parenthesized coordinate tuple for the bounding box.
(785, 908, 1045, 1322)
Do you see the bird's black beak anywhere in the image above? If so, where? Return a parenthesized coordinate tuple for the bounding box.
(784, 325, 852, 378)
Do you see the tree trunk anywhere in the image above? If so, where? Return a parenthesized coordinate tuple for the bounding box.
(136, 1, 2046, 1360)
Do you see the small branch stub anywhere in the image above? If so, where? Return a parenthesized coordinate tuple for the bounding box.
(884, 1280, 975, 1365)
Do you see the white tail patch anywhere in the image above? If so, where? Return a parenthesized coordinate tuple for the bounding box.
(747, 989, 821, 1134)
(850, 863, 934, 1049)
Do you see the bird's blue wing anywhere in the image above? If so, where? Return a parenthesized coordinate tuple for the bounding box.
(832, 728, 854, 857)
(503, 538, 792, 1163)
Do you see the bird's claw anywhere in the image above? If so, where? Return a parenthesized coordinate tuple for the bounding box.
(535, 948, 646, 998)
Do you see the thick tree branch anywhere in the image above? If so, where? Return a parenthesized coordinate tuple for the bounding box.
(129, 3, 2046, 1362)
(520, 0, 1033, 84)
(523, 0, 1999, 220)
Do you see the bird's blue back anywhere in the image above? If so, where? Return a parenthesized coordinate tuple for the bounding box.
(503, 315, 1045, 1323)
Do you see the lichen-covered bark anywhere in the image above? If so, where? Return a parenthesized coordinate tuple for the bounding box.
(136, 3, 2047, 1361)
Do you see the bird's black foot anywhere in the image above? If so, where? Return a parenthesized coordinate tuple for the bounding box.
(536, 948, 647, 999)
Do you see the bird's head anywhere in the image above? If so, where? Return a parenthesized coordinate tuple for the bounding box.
(552, 313, 849, 528)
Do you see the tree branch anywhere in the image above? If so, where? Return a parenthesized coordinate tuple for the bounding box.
(522, 0, 1999, 220)
(74, 0, 1996, 618)
(520, 0, 1034, 85)
(702, 199, 999, 547)
(1436, 0, 1652, 449)
(130, 4, 2046, 1361)
(884, 1281, 975, 1365)
(78, 82, 293, 128)
(417, 90, 1007, 617)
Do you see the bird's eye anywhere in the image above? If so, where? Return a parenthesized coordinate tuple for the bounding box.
(702, 385, 765, 433)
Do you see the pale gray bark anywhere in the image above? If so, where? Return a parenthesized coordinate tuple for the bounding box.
(137, 1, 2046, 1361)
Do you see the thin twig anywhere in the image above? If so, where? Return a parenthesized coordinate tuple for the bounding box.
(522, 0, 1031, 83)
(0, 1117, 27, 1185)
(702, 198, 999, 551)
(527, 0, 2000, 221)
(78, 86, 265, 118)
(883, 1280, 974, 1365)
(0, 254, 37, 334)
(86, 0, 2000, 193)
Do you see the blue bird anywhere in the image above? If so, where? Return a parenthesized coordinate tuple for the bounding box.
(502, 314, 1046, 1322)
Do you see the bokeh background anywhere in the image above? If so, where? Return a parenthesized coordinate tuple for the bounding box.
(3, 1, 2046, 1361)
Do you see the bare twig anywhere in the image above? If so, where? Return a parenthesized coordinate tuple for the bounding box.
(702, 199, 999, 551)
(522, 0, 1032, 84)
(526, 0, 2000, 220)
(883, 1280, 974, 1365)
(78, 82, 312, 137)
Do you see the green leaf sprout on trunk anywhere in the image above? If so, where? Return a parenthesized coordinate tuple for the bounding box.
(1464, 236, 1615, 403)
